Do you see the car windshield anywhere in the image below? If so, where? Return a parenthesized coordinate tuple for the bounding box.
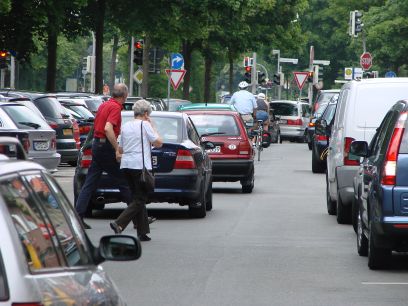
(84, 98, 103, 112)
(34, 97, 65, 119)
(271, 103, 298, 116)
(2, 105, 50, 129)
(188, 114, 239, 136)
(68, 105, 94, 120)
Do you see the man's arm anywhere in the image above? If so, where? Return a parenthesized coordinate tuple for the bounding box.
(104, 122, 118, 151)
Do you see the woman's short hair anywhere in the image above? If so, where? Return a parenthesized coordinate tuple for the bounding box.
(111, 83, 128, 98)
(133, 99, 152, 116)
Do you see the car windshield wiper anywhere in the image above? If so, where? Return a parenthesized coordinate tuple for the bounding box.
(200, 132, 225, 137)
(18, 121, 41, 129)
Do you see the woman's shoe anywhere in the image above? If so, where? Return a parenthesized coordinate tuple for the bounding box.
(138, 234, 151, 241)
(110, 222, 122, 234)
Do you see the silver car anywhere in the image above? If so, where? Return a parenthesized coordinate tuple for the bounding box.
(270, 100, 311, 142)
(0, 138, 141, 305)
(0, 102, 61, 172)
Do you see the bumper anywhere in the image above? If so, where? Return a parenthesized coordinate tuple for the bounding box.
(336, 165, 359, 206)
(373, 217, 408, 249)
(32, 153, 61, 172)
(59, 149, 79, 163)
(280, 126, 305, 138)
(211, 159, 253, 182)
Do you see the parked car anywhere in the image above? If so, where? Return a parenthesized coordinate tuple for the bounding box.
(0, 102, 60, 172)
(166, 99, 193, 111)
(74, 111, 214, 218)
(56, 93, 104, 114)
(313, 89, 341, 112)
(124, 96, 167, 111)
(350, 100, 408, 269)
(0, 96, 45, 120)
(311, 96, 339, 174)
(0, 137, 141, 304)
(326, 78, 408, 224)
(182, 109, 255, 193)
(270, 100, 311, 142)
(306, 91, 340, 150)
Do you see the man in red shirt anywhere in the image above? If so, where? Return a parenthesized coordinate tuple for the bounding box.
(75, 83, 132, 228)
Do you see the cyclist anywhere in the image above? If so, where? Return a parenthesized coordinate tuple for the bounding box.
(230, 81, 257, 128)
(254, 93, 270, 132)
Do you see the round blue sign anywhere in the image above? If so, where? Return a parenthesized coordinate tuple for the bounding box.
(171, 53, 184, 69)
(385, 71, 397, 78)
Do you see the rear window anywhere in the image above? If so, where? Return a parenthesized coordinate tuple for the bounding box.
(33, 97, 65, 119)
(188, 114, 240, 136)
(84, 98, 103, 112)
(2, 105, 50, 129)
(271, 103, 298, 116)
(152, 117, 182, 143)
(322, 104, 337, 124)
(68, 105, 94, 120)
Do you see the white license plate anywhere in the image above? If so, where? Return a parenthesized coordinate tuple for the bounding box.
(207, 146, 221, 153)
(34, 141, 49, 151)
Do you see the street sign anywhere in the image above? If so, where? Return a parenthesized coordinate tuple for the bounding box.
(133, 68, 143, 84)
(280, 57, 298, 64)
(171, 53, 184, 69)
(293, 72, 309, 90)
(360, 52, 372, 71)
(313, 60, 330, 66)
(354, 67, 363, 79)
(165, 69, 186, 90)
(344, 67, 353, 80)
(385, 71, 397, 78)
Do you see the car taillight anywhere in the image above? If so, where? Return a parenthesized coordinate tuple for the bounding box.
(238, 140, 252, 155)
(51, 136, 56, 150)
(381, 112, 408, 185)
(315, 134, 328, 141)
(308, 122, 315, 127)
(343, 137, 360, 166)
(287, 119, 303, 126)
(79, 125, 91, 135)
(80, 148, 92, 168)
(174, 149, 196, 169)
(22, 136, 30, 152)
(47, 120, 58, 129)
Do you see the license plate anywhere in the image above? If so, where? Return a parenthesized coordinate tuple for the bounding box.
(279, 119, 287, 124)
(63, 128, 73, 135)
(34, 141, 49, 151)
(152, 156, 158, 166)
(207, 146, 221, 153)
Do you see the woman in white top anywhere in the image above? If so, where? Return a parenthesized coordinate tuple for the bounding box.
(110, 99, 162, 241)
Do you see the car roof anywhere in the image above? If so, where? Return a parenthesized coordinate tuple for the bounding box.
(271, 100, 301, 104)
(183, 109, 240, 116)
(178, 103, 237, 111)
(2, 91, 57, 100)
(122, 110, 186, 119)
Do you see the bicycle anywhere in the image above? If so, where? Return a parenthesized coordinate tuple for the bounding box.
(254, 119, 264, 161)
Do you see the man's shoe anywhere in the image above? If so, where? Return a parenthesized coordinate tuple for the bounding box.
(110, 222, 122, 234)
(138, 234, 151, 241)
(81, 219, 91, 229)
(148, 216, 156, 224)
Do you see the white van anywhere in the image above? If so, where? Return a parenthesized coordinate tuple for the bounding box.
(326, 78, 408, 223)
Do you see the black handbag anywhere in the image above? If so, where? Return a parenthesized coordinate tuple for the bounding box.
(140, 122, 155, 193)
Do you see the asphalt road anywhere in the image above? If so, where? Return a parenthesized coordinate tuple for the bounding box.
(55, 143, 408, 306)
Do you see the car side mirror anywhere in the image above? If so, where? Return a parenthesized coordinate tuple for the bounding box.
(98, 235, 141, 263)
(350, 141, 369, 158)
(202, 141, 215, 150)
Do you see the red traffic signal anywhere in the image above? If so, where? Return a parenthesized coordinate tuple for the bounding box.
(0, 51, 8, 58)
(134, 40, 143, 50)
(245, 66, 251, 72)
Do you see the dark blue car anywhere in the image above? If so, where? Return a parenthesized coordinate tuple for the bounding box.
(74, 111, 213, 218)
(350, 100, 408, 269)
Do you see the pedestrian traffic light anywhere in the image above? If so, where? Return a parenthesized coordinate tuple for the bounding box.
(258, 71, 266, 85)
(349, 10, 363, 37)
(0, 50, 8, 69)
(244, 66, 251, 83)
(133, 40, 144, 66)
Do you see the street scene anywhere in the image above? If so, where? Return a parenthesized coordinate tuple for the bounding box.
(1, 0, 408, 305)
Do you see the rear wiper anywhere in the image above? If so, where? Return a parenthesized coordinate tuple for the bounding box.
(18, 121, 41, 129)
(200, 132, 225, 137)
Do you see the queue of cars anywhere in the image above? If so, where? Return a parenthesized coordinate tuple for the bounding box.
(309, 78, 408, 270)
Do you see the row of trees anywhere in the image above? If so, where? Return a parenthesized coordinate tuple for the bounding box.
(1, 0, 408, 101)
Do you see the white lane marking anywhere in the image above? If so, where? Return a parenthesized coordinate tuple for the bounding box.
(362, 282, 408, 285)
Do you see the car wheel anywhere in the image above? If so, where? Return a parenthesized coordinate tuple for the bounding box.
(336, 190, 351, 224)
(206, 180, 213, 211)
(357, 207, 368, 256)
(326, 171, 336, 215)
(279, 133, 282, 144)
(312, 146, 325, 173)
(189, 184, 207, 218)
(241, 165, 254, 193)
(368, 221, 391, 270)
(352, 196, 359, 233)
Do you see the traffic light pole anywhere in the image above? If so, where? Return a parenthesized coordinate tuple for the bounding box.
(129, 36, 135, 96)
(251, 52, 257, 94)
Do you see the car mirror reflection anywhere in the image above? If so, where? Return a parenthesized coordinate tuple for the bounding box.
(99, 235, 141, 262)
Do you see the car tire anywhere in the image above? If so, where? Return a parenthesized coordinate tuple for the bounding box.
(189, 184, 207, 218)
(326, 171, 336, 215)
(312, 146, 325, 173)
(352, 196, 359, 233)
(368, 221, 391, 270)
(357, 207, 368, 256)
(336, 190, 351, 224)
(241, 164, 254, 193)
(279, 133, 283, 144)
(206, 181, 213, 211)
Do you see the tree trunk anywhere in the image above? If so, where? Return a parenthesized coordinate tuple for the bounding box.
(109, 34, 119, 90)
(141, 35, 150, 98)
(94, 0, 105, 94)
(203, 56, 212, 103)
(228, 50, 234, 94)
(45, 21, 57, 92)
(182, 40, 193, 100)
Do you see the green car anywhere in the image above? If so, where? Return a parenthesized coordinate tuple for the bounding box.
(177, 103, 237, 112)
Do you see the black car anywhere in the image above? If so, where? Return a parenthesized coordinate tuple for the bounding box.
(55, 93, 104, 114)
(312, 97, 338, 173)
(74, 111, 213, 218)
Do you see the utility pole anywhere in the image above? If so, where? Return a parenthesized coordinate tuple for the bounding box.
(272, 50, 281, 99)
(251, 52, 257, 94)
(308, 46, 314, 105)
(129, 36, 135, 96)
(10, 56, 15, 89)
(90, 32, 96, 93)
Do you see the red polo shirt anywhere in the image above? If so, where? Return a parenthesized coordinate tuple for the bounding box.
(94, 98, 122, 138)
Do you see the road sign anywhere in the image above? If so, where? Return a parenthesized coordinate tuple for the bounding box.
(354, 67, 363, 79)
(344, 67, 353, 80)
(171, 53, 184, 69)
(385, 71, 397, 78)
(313, 60, 330, 66)
(360, 52, 372, 71)
(280, 57, 298, 64)
(165, 69, 186, 90)
(133, 68, 143, 84)
(293, 72, 309, 90)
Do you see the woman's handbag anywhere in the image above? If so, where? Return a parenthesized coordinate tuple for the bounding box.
(140, 122, 155, 193)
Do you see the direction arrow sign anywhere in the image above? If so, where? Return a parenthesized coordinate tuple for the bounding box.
(165, 69, 186, 90)
(171, 53, 184, 69)
(293, 72, 309, 90)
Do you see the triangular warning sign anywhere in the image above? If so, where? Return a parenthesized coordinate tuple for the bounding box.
(165, 69, 187, 91)
(293, 72, 309, 90)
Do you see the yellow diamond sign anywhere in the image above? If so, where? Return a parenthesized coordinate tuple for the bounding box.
(133, 68, 143, 84)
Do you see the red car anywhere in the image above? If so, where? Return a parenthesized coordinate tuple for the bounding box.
(184, 110, 255, 193)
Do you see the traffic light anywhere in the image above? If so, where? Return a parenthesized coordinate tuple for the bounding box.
(133, 40, 144, 66)
(0, 50, 8, 69)
(273, 73, 280, 85)
(349, 10, 363, 37)
(244, 66, 251, 83)
(307, 71, 313, 83)
(258, 71, 266, 85)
